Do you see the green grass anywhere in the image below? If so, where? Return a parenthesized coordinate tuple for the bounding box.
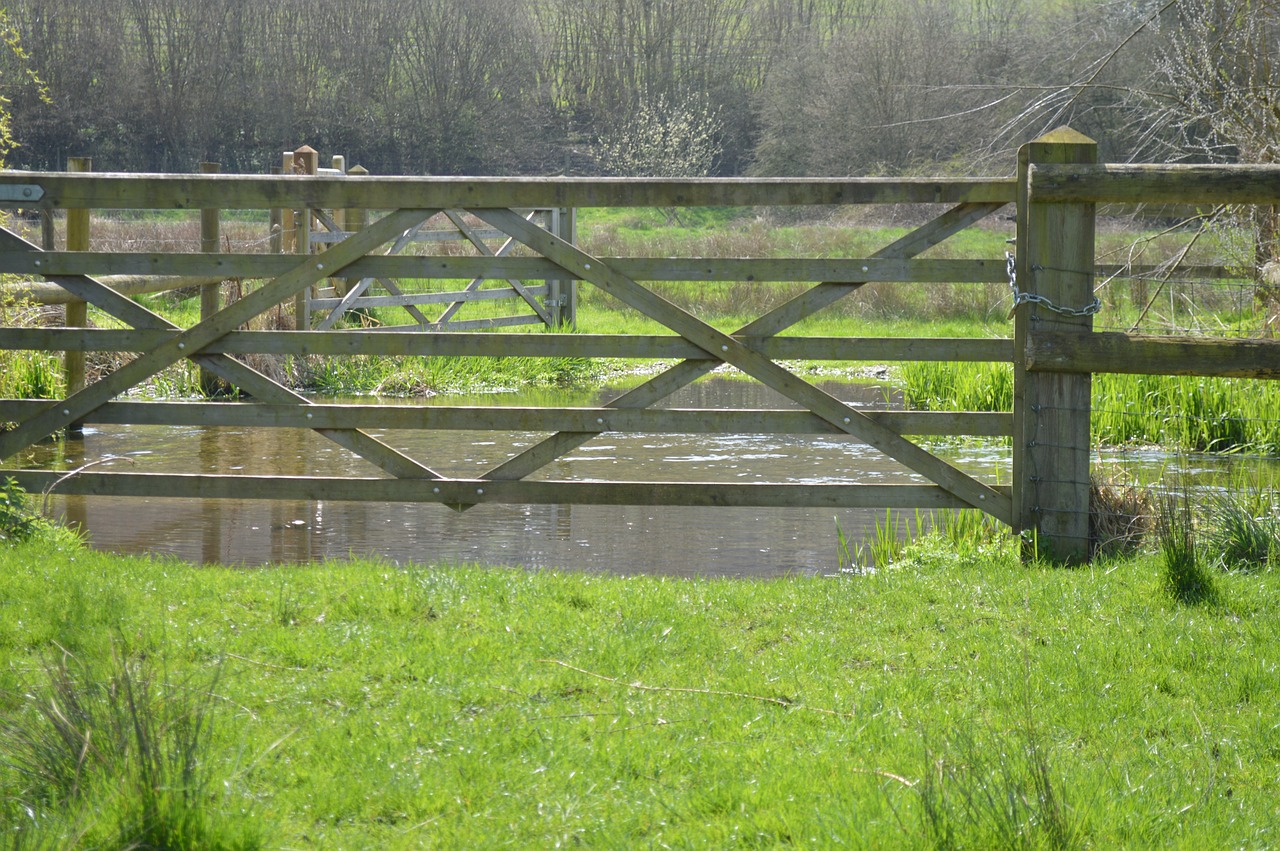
(899, 361, 1280, 455)
(3, 523, 1280, 847)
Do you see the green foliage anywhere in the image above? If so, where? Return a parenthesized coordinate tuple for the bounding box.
(915, 726, 1080, 851)
(1093, 374, 1280, 455)
(900, 361, 1014, 412)
(0, 476, 42, 543)
(900, 362, 1280, 454)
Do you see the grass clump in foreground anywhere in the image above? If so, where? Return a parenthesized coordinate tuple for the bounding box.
(2, 512, 1280, 848)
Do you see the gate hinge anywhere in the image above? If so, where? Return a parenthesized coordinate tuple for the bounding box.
(0, 184, 44, 203)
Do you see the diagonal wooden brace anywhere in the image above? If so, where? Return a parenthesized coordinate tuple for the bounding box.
(474, 203, 1004, 493)
(0, 211, 442, 480)
(471, 204, 1011, 522)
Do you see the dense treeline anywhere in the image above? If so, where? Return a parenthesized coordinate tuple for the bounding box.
(0, 0, 1275, 176)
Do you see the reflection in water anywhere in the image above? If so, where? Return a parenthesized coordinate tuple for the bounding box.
(33, 377, 1275, 577)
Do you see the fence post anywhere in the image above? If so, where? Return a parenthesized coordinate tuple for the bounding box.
(40, 209, 55, 251)
(269, 163, 284, 255)
(64, 156, 91, 437)
(278, 152, 294, 253)
(199, 162, 225, 396)
(551, 206, 577, 328)
(291, 145, 319, 330)
(1013, 128, 1097, 563)
(340, 165, 369, 304)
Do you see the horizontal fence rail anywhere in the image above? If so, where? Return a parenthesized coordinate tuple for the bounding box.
(0, 173, 1017, 210)
(1029, 163, 1280, 204)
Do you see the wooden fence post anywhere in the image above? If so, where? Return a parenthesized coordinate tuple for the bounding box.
(39, 210, 55, 251)
(277, 152, 293, 253)
(340, 165, 369, 303)
(291, 145, 319, 330)
(269, 163, 284, 255)
(550, 206, 577, 328)
(1013, 128, 1098, 563)
(64, 156, 91, 437)
(199, 162, 224, 396)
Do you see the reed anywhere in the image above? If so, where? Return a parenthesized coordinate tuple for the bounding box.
(1094, 374, 1280, 455)
(898, 362, 1280, 455)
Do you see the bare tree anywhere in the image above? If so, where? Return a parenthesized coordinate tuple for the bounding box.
(387, 0, 546, 174)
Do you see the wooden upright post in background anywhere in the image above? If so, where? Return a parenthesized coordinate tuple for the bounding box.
(291, 145, 319, 330)
(269, 164, 284, 255)
(339, 165, 369, 302)
(199, 162, 225, 396)
(549, 207, 578, 328)
(1013, 128, 1098, 563)
(64, 156, 91, 437)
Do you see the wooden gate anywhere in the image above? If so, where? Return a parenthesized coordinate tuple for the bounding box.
(14, 128, 1271, 563)
(283, 146, 576, 331)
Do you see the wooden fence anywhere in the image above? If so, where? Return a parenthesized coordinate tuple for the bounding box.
(1, 127, 1278, 563)
(281, 146, 577, 331)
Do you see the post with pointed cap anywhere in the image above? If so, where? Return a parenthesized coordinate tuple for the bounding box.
(1013, 127, 1097, 563)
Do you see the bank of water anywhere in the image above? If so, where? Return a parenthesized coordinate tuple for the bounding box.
(31, 377, 1274, 577)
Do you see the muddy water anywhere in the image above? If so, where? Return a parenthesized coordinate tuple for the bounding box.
(34, 377, 1265, 577)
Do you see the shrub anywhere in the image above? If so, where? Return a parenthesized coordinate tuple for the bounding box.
(0, 475, 43, 543)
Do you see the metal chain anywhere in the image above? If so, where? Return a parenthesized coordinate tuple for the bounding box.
(1005, 251, 1101, 318)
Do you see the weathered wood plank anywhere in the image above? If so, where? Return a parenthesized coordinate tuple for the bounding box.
(0, 327, 1014, 363)
(0, 400, 1011, 437)
(1030, 163, 1280, 205)
(0, 253, 1008, 284)
(7, 263, 1225, 306)
(1027, 332, 1280, 378)
(365, 315, 546, 332)
(0, 172, 1016, 211)
(475, 207, 1012, 522)
(4, 276, 228, 305)
(6, 469, 1011, 509)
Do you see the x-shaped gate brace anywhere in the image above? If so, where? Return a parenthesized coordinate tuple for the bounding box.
(0, 201, 1012, 525)
(310, 209, 551, 331)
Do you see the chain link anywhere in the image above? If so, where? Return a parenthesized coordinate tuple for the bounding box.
(1005, 251, 1101, 318)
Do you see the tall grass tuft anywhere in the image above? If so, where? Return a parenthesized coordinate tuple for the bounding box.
(0, 648, 258, 850)
(1205, 488, 1279, 573)
(1156, 484, 1219, 605)
(914, 726, 1080, 850)
(870, 508, 906, 568)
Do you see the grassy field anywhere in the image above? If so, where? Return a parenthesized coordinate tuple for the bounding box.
(1, 501, 1278, 848)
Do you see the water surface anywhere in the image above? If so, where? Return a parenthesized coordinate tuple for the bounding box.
(35, 377, 1270, 576)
